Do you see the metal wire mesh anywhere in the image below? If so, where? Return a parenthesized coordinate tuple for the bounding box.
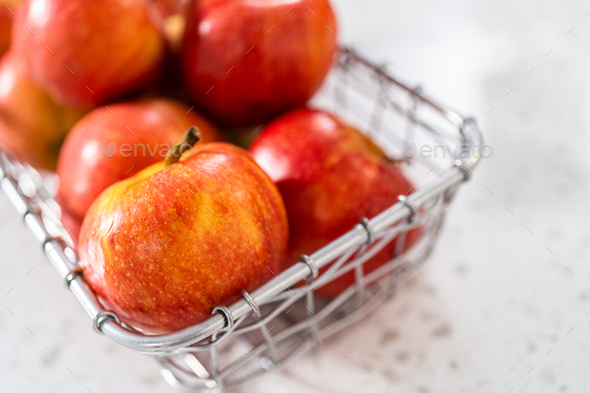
(0, 48, 483, 391)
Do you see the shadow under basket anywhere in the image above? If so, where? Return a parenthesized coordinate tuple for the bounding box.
(0, 47, 484, 391)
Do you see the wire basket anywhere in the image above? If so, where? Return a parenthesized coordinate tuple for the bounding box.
(0, 48, 484, 391)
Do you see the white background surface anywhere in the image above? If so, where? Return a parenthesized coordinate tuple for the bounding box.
(2, 0, 590, 392)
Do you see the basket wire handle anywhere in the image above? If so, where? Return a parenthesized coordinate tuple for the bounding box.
(241, 290, 279, 363)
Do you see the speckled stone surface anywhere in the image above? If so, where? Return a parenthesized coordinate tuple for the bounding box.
(1, 0, 589, 392)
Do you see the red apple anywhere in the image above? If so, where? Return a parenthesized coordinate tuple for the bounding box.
(0, 51, 86, 170)
(56, 98, 223, 223)
(181, 0, 338, 127)
(0, 1, 19, 55)
(11, 0, 167, 107)
(250, 108, 423, 298)
(79, 137, 289, 333)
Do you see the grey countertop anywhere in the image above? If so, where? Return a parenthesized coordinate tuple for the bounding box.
(1, 0, 589, 392)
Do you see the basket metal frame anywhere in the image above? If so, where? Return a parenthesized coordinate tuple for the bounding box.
(0, 48, 483, 391)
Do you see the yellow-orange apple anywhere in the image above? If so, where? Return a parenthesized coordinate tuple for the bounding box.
(0, 51, 85, 170)
(79, 137, 289, 333)
(0, 1, 19, 55)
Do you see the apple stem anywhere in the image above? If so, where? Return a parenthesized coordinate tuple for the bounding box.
(165, 126, 202, 166)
